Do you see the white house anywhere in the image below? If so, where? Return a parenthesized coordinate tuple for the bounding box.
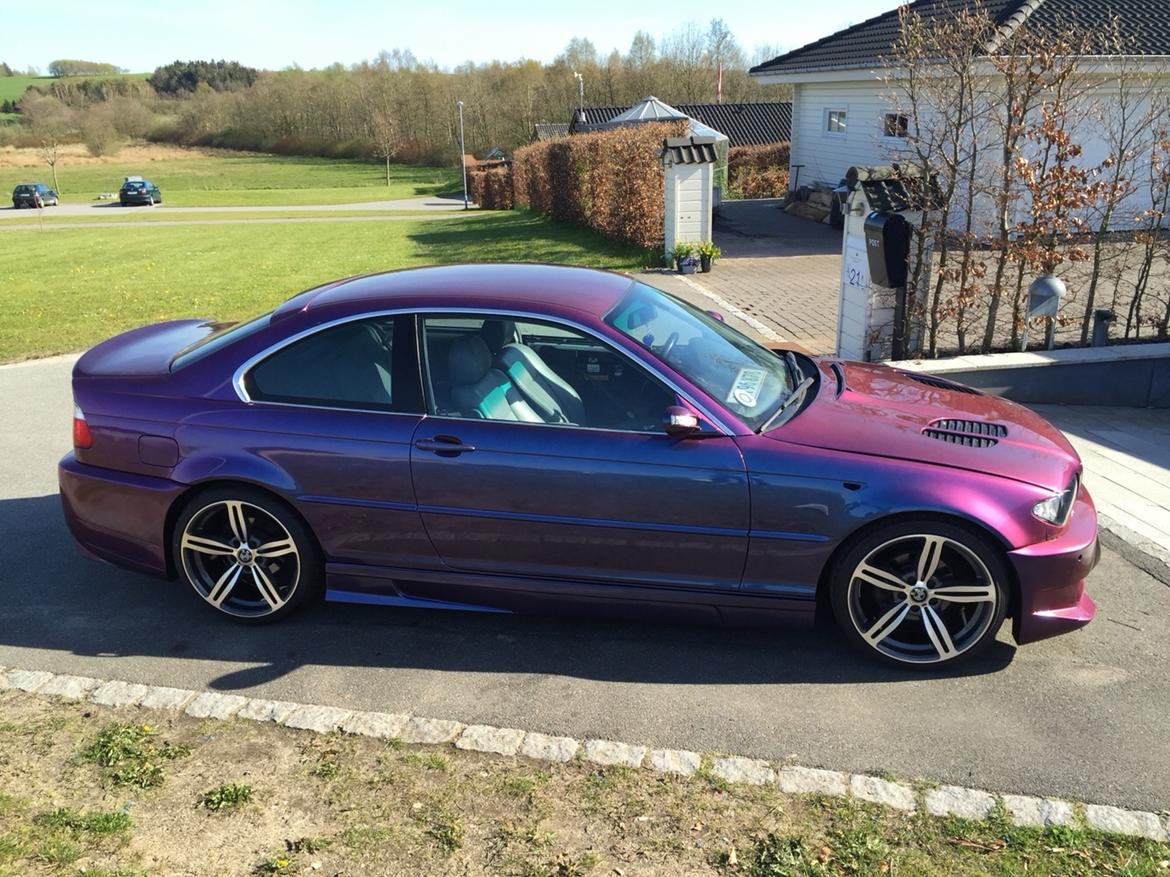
(751, 0, 1170, 230)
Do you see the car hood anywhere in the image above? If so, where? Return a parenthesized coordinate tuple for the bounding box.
(764, 359, 1080, 491)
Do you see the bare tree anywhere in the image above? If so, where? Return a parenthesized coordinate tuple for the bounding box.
(21, 95, 75, 194)
(883, 3, 999, 356)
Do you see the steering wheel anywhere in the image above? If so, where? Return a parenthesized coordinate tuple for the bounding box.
(660, 331, 680, 361)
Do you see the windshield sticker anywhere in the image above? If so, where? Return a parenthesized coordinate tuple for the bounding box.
(727, 368, 767, 408)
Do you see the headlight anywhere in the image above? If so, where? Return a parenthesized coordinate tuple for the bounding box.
(1033, 475, 1079, 526)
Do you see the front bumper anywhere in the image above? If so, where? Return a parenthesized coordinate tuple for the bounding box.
(59, 452, 184, 578)
(1009, 488, 1099, 644)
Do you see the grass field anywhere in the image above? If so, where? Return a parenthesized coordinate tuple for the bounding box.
(1, 209, 445, 224)
(0, 73, 149, 105)
(0, 210, 649, 361)
(0, 692, 1166, 876)
(0, 146, 460, 206)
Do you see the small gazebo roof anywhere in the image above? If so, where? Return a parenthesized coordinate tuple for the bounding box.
(588, 96, 729, 142)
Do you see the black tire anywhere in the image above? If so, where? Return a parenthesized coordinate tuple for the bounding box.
(171, 486, 323, 623)
(829, 519, 1009, 668)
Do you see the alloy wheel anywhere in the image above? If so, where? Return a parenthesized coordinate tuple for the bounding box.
(179, 499, 301, 618)
(846, 534, 999, 664)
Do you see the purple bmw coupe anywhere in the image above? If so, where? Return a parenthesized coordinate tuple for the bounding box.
(59, 264, 1098, 667)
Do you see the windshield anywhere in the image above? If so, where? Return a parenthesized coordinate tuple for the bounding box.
(604, 282, 798, 431)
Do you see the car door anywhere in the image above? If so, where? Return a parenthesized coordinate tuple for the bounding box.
(408, 312, 750, 592)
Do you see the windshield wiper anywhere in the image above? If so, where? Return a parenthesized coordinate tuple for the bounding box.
(758, 374, 815, 433)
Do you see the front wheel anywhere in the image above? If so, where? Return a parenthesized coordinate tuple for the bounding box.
(172, 487, 323, 623)
(829, 520, 1009, 668)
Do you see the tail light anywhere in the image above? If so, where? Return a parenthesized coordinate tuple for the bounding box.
(73, 403, 93, 449)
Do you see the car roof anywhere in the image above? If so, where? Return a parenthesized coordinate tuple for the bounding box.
(272, 264, 637, 323)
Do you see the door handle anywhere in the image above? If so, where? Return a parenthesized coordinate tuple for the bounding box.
(414, 435, 476, 456)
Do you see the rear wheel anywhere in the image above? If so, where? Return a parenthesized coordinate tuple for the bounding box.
(172, 487, 323, 623)
(829, 520, 1008, 668)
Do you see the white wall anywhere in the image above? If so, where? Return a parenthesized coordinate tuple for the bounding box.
(791, 72, 1170, 232)
(790, 80, 897, 188)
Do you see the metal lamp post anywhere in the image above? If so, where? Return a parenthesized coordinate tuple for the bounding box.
(457, 100, 468, 210)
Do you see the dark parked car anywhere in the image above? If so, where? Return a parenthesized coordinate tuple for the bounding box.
(11, 182, 58, 208)
(59, 265, 1098, 668)
(119, 177, 162, 206)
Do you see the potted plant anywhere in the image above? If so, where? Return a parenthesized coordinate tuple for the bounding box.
(696, 240, 721, 273)
(672, 241, 698, 274)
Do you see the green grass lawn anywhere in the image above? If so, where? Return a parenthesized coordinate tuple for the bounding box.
(2, 209, 444, 224)
(0, 210, 649, 361)
(1, 153, 460, 207)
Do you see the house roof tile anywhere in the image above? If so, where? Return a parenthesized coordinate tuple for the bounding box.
(751, 0, 1170, 76)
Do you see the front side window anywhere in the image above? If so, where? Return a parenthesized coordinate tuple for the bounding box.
(827, 109, 847, 135)
(605, 283, 798, 431)
(420, 314, 675, 432)
(245, 316, 421, 412)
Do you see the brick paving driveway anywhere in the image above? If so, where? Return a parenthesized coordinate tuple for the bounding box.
(683, 199, 842, 353)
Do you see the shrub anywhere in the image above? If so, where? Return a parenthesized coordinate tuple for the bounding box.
(512, 121, 686, 250)
(728, 143, 790, 199)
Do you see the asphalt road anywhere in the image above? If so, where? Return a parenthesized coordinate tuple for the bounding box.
(0, 195, 468, 220)
(2, 355, 1168, 810)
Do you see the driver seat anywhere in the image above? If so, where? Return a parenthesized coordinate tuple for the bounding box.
(496, 343, 585, 425)
(448, 335, 543, 422)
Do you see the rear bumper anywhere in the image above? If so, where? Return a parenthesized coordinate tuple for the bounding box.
(1009, 489, 1099, 645)
(58, 452, 183, 578)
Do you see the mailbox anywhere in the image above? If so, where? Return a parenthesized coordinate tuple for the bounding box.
(863, 211, 911, 288)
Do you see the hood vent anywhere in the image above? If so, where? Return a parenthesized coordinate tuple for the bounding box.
(923, 419, 1007, 448)
(903, 372, 981, 395)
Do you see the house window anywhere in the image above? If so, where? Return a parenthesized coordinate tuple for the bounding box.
(884, 113, 910, 138)
(826, 110, 847, 135)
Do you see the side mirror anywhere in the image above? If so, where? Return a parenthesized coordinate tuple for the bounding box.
(706, 309, 725, 323)
(662, 405, 701, 437)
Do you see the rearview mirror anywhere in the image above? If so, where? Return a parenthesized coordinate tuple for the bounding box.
(662, 405, 701, 437)
(706, 310, 725, 323)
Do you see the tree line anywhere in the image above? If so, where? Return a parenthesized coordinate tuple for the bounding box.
(2, 20, 788, 169)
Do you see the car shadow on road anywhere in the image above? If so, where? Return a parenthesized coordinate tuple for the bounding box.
(0, 494, 1015, 690)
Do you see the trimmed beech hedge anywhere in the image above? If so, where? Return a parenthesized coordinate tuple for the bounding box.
(467, 160, 514, 210)
(512, 121, 686, 250)
(728, 143, 790, 200)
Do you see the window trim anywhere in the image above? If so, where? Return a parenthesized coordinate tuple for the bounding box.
(825, 108, 847, 137)
(232, 307, 738, 436)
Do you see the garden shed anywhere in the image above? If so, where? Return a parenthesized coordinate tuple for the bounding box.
(662, 136, 717, 258)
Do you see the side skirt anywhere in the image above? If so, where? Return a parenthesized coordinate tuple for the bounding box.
(325, 562, 816, 628)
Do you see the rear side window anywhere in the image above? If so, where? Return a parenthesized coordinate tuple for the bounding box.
(246, 317, 423, 413)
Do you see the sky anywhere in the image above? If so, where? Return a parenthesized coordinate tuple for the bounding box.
(4, 0, 896, 73)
